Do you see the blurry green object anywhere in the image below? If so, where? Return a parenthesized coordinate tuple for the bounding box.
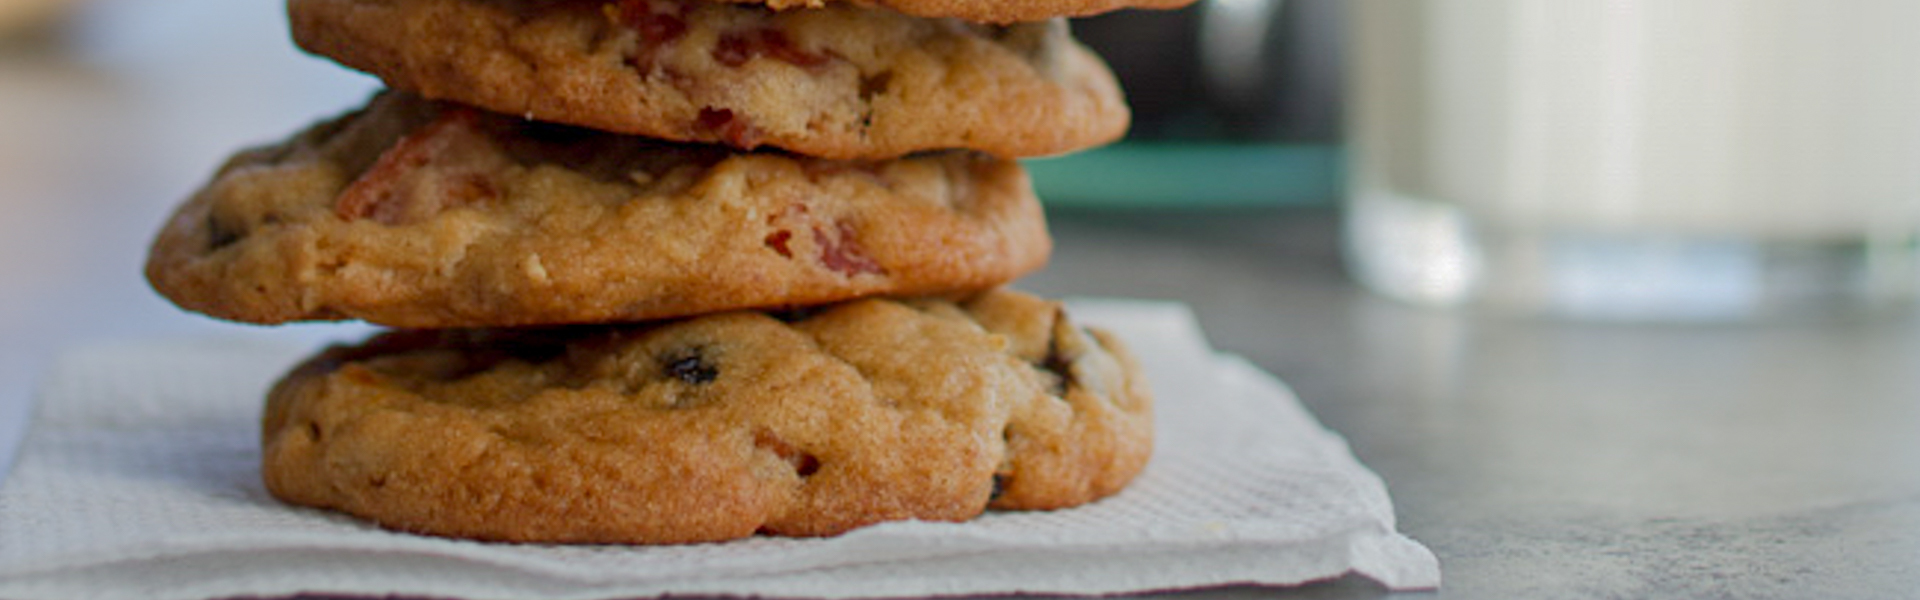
(1025, 142, 1342, 208)
(1044, 0, 1347, 209)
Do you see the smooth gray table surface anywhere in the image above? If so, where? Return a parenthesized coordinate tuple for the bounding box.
(1023, 210, 1920, 599)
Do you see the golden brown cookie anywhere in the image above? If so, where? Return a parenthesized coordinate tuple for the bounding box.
(145, 92, 1049, 328)
(287, 0, 1129, 159)
(261, 290, 1153, 543)
(960, 289, 1154, 511)
(731, 0, 1199, 24)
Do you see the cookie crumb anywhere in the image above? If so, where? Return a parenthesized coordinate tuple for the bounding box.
(521, 253, 550, 283)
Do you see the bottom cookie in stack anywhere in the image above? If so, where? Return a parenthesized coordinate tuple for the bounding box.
(261, 289, 1152, 543)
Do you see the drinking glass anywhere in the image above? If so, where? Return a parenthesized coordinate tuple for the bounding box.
(1344, 0, 1920, 320)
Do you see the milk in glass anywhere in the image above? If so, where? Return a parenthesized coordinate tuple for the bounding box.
(1345, 0, 1920, 319)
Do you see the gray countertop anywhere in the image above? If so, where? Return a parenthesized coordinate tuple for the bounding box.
(1024, 209, 1920, 599)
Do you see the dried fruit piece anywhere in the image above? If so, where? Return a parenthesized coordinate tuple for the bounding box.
(764, 229, 795, 258)
(695, 107, 764, 149)
(610, 0, 687, 42)
(609, 0, 687, 72)
(815, 221, 885, 277)
(662, 348, 719, 385)
(335, 109, 507, 225)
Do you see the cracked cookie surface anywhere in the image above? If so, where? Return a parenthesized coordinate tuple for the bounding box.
(145, 92, 1049, 328)
(288, 0, 1129, 159)
(724, 0, 1200, 24)
(261, 289, 1153, 543)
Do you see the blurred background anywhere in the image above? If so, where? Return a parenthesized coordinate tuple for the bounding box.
(1036, 0, 1344, 207)
(0, 0, 384, 468)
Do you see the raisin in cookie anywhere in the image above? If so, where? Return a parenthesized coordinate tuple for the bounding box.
(262, 289, 1153, 543)
(288, 0, 1129, 159)
(145, 92, 1049, 328)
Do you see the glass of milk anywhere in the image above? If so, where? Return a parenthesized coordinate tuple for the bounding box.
(1343, 0, 1920, 320)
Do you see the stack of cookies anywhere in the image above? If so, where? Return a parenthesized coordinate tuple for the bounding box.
(144, 0, 1186, 544)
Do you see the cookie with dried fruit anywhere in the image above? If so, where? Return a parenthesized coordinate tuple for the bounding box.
(145, 92, 1049, 328)
(288, 0, 1128, 159)
(262, 289, 1153, 543)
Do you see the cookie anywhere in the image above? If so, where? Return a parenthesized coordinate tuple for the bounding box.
(733, 0, 1199, 24)
(958, 289, 1153, 511)
(262, 289, 1153, 543)
(145, 92, 1049, 328)
(287, 0, 1129, 159)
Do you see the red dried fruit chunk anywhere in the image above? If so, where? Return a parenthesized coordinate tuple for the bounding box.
(858, 71, 892, 101)
(712, 33, 753, 67)
(764, 229, 795, 258)
(763, 204, 881, 276)
(609, 0, 687, 71)
(713, 29, 828, 68)
(761, 30, 830, 68)
(611, 0, 686, 42)
(696, 107, 764, 149)
(815, 221, 885, 277)
(335, 109, 505, 225)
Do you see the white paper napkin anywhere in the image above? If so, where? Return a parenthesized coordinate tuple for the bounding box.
(0, 300, 1439, 600)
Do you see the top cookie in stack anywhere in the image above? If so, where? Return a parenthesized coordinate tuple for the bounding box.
(143, 0, 1188, 544)
(289, 0, 1130, 159)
